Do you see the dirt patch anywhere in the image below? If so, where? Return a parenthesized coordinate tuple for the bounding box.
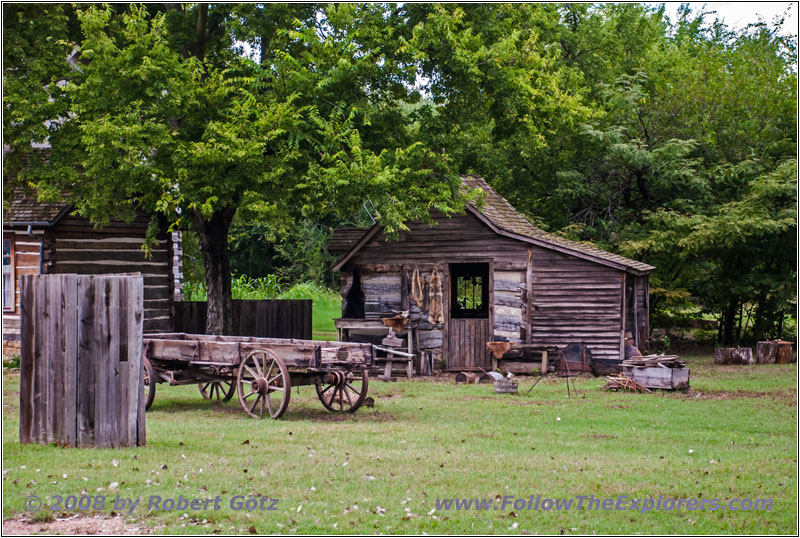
(587, 434, 616, 439)
(3, 514, 149, 535)
(676, 389, 797, 404)
(308, 411, 397, 423)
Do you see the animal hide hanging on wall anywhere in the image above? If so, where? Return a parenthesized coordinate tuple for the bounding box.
(411, 268, 424, 308)
(428, 268, 444, 325)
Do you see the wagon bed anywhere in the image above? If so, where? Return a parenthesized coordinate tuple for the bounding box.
(142, 333, 374, 419)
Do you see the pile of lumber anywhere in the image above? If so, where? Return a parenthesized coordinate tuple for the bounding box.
(621, 354, 690, 390)
(622, 354, 685, 368)
(602, 375, 652, 393)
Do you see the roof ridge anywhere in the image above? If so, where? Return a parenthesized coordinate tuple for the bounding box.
(461, 175, 654, 273)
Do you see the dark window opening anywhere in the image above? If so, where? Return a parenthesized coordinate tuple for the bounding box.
(450, 263, 489, 319)
(343, 269, 365, 318)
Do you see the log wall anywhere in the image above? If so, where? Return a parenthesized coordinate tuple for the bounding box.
(343, 212, 530, 362)
(48, 214, 173, 332)
(19, 274, 145, 447)
(338, 211, 643, 363)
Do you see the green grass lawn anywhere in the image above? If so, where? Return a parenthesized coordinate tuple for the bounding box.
(2, 354, 796, 534)
(312, 297, 340, 341)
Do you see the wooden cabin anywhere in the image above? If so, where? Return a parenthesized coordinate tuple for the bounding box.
(3, 191, 183, 357)
(329, 175, 654, 373)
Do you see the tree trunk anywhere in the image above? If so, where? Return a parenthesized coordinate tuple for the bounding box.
(192, 207, 236, 335)
(722, 300, 738, 345)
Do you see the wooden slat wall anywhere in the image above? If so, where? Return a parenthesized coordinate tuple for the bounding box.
(19, 273, 145, 447)
(173, 300, 312, 339)
(339, 211, 644, 363)
(345, 212, 529, 362)
(350, 211, 529, 270)
(49, 215, 172, 332)
(530, 248, 624, 360)
(624, 275, 649, 346)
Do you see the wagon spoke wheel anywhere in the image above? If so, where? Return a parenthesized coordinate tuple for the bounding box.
(199, 378, 235, 402)
(143, 357, 156, 411)
(236, 349, 291, 419)
(316, 368, 369, 413)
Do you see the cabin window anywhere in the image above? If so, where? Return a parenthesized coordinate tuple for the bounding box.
(450, 263, 489, 319)
(3, 237, 14, 311)
(342, 269, 365, 318)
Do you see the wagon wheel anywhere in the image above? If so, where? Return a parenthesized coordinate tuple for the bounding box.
(236, 349, 291, 419)
(316, 368, 369, 413)
(198, 379, 235, 402)
(143, 357, 156, 411)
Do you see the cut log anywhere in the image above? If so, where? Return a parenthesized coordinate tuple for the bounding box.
(758, 340, 795, 364)
(714, 347, 753, 365)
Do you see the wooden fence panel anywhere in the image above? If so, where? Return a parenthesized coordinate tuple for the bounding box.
(174, 300, 312, 339)
(19, 274, 145, 448)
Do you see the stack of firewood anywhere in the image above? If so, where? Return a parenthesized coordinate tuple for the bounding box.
(602, 374, 652, 393)
(622, 354, 685, 368)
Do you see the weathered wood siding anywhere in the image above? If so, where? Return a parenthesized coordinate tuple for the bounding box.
(174, 300, 312, 339)
(529, 248, 624, 361)
(3, 230, 44, 348)
(349, 211, 529, 270)
(19, 273, 145, 447)
(336, 211, 645, 364)
(48, 214, 173, 332)
(624, 275, 649, 347)
(342, 212, 529, 362)
(493, 269, 526, 343)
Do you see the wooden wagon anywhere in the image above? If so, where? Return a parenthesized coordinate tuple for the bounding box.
(141, 333, 373, 419)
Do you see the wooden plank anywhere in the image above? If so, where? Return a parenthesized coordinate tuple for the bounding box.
(47, 274, 63, 444)
(18, 275, 34, 443)
(526, 247, 533, 348)
(62, 275, 78, 447)
(33, 275, 48, 444)
(92, 277, 108, 448)
(77, 277, 95, 447)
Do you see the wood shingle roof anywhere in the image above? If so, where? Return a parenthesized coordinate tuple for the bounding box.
(462, 175, 654, 273)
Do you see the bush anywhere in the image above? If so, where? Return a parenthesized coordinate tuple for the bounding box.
(182, 277, 339, 306)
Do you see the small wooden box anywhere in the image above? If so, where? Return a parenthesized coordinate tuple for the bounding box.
(622, 366, 690, 390)
(494, 379, 518, 394)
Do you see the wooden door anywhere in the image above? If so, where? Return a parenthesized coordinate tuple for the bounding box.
(446, 262, 491, 371)
(447, 318, 490, 370)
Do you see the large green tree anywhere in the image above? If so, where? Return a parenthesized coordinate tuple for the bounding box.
(4, 3, 467, 334)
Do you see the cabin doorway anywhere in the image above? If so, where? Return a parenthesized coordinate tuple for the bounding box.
(447, 262, 491, 370)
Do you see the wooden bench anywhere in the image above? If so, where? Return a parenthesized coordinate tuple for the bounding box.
(373, 345, 415, 381)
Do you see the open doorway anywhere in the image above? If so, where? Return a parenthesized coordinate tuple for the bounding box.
(447, 262, 491, 370)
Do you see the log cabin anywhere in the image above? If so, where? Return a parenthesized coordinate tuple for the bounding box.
(3, 190, 183, 358)
(329, 175, 654, 374)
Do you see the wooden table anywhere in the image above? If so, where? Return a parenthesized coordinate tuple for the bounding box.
(487, 342, 561, 374)
(335, 318, 421, 379)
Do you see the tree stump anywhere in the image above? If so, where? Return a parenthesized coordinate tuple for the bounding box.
(756, 341, 795, 364)
(714, 347, 753, 365)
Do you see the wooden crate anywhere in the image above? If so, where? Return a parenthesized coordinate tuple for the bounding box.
(19, 274, 145, 448)
(493, 379, 518, 394)
(622, 366, 690, 390)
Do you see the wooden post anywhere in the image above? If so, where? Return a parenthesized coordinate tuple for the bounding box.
(619, 273, 626, 360)
(632, 277, 639, 347)
(541, 349, 548, 374)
